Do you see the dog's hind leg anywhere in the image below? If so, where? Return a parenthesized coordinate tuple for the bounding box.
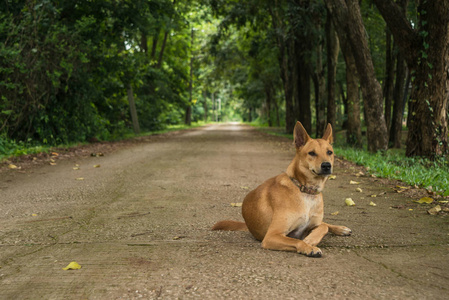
(323, 222, 352, 236)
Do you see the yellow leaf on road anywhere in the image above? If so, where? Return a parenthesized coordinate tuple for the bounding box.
(231, 203, 242, 207)
(349, 180, 360, 185)
(62, 262, 81, 270)
(369, 201, 377, 207)
(345, 198, 355, 206)
(428, 205, 441, 215)
(93, 164, 101, 168)
(414, 197, 433, 204)
(8, 164, 18, 169)
(75, 177, 84, 181)
(356, 188, 363, 192)
(331, 211, 339, 216)
(329, 175, 337, 180)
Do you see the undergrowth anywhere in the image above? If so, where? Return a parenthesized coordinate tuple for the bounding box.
(0, 122, 206, 162)
(255, 125, 449, 196)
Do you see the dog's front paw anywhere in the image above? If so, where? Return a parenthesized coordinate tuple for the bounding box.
(299, 246, 322, 258)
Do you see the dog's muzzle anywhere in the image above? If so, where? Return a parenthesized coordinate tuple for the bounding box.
(320, 162, 332, 175)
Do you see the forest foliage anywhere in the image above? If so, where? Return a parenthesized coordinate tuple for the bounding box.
(1, 0, 448, 160)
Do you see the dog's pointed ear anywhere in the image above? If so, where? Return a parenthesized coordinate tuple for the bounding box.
(322, 123, 333, 144)
(294, 121, 310, 149)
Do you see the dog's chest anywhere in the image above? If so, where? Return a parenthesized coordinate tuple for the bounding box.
(287, 194, 321, 239)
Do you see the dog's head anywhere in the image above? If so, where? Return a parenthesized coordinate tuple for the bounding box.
(293, 122, 334, 177)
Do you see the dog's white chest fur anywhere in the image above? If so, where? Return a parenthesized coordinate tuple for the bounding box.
(287, 194, 320, 239)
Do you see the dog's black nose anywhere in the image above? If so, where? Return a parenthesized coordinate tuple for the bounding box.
(321, 162, 332, 173)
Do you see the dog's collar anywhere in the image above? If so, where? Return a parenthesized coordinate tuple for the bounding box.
(289, 177, 321, 195)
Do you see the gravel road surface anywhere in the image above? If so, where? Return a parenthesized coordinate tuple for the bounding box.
(1, 123, 448, 299)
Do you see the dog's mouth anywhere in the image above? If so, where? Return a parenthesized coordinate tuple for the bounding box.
(312, 169, 332, 177)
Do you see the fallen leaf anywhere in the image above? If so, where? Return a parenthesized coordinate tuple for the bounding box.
(75, 177, 85, 181)
(349, 180, 360, 185)
(73, 167, 80, 170)
(50, 158, 55, 163)
(240, 186, 249, 190)
(31, 213, 38, 217)
(370, 194, 377, 198)
(93, 164, 101, 168)
(51, 152, 59, 156)
(329, 175, 337, 180)
(408, 209, 413, 211)
(438, 200, 448, 204)
(62, 262, 81, 270)
(331, 211, 339, 216)
(442, 207, 449, 212)
(345, 198, 355, 206)
(414, 197, 434, 204)
(231, 203, 242, 207)
(369, 201, 377, 207)
(50, 162, 57, 166)
(428, 205, 441, 215)
(355, 171, 364, 177)
(8, 164, 18, 169)
(356, 188, 363, 193)
(396, 185, 410, 189)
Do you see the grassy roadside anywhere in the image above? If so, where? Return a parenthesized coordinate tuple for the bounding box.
(0, 122, 207, 162)
(254, 125, 449, 196)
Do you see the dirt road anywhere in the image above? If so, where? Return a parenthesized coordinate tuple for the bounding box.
(1, 123, 448, 299)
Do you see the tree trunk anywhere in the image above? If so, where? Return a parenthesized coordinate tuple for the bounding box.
(384, 29, 395, 131)
(327, 0, 388, 152)
(326, 12, 339, 135)
(185, 28, 194, 126)
(269, 5, 295, 133)
(264, 83, 273, 127)
(389, 55, 406, 148)
(297, 54, 312, 133)
(127, 84, 140, 134)
(373, 0, 449, 158)
(203, 91, 208, 122)
(314, 23, 326, 137)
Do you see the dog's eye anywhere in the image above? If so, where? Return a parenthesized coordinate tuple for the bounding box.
(308, 151, 317, 157)
(327, 150, 333, 155)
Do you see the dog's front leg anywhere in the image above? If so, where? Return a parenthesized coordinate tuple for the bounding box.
(262, 233, 322, 257)
(302, 223, 329, 246)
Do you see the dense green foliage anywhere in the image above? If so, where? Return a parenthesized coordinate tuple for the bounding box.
(0, 0, 214, 145)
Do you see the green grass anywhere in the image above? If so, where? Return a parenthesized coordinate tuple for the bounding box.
(0, 121, 207, 162)
(254, 125, 449, 196)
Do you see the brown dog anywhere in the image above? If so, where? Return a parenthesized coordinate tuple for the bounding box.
(212, 121, 351, 257)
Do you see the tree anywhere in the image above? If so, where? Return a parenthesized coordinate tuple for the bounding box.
(373, 0, 449, 158)
(326, 0, 388, 152)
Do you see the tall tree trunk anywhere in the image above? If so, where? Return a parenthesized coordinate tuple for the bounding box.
(264, 83, 273, 127)
(326, 12, 339, 136)
(314, 23, 326, 137)
(384, 29, 395, 132)
(373, 0, 449, 158)
(269, 5, 295, 133)
(298, 55, 312, 133)
(327, 0, 388, 152)
(127, 84, 140, 134)
(389, 55, 406, 148)
(203, 91, 208, 122)
(185, 28, 194, 126)
(327, 3, 361, 147)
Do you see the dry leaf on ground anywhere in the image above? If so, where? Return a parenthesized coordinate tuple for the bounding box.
(414, 197, 434, 204)
(231, 203, 242, 207)
(428, 205, 441, 215)
(62, 262, 81, 270)
(345, 198, 355, 206)
(349, 180, 360, 185)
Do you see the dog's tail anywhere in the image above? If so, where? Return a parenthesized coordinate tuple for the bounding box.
(212, 220, 248, 231)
